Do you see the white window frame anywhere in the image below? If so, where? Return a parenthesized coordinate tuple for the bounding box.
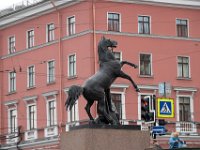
(110, 91, 125, 123)
(176, 93, 194, 122)
(110, 84, 129, 125)
(8, 35, 15, 54)
(177, 55, 191, 79)
(68, 53, 76, 77)
(27, 104, 37, 130)
(138, 15, 151, 34)
(26, 29, 34, 48)
(137, 92, 155, 123)
(27, 65, 35, 88)
(4, 100, 18, 144)
(67, 15, 75, 36)
(107, 12, 121, 32)
(46, 23, 55, 42)
(47, 60, 55, 83)
(139, 53, 153, 76)
(46, 99, 57, 126)
(8, 71, 16, 93)
(8, 108, 17, 134)
(113, 51, 122, 61)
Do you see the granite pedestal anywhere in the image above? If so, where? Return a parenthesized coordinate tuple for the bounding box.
(60, 124, 150, 150)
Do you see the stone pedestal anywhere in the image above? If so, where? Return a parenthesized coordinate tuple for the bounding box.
(60, 124, 150, 150)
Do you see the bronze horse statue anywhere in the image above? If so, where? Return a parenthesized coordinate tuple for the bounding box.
(65, 37, 140, 125)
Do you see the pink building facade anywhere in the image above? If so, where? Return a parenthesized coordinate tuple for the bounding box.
(0, 0, 200, 149)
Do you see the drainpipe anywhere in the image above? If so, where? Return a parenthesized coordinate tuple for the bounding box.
(92, 0, 97, 117)
(0, 47, 3, 144)
(92, 0, 97, 73)
(50, 0, 63, 133)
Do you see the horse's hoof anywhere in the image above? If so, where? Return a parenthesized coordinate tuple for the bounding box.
(89, 120, 95, 125)
(136, 88, 140, 92)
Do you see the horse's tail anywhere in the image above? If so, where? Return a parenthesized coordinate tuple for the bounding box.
(65, 85, 83, 110)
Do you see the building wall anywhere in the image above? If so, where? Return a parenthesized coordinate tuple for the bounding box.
(0, 0, 200, 149)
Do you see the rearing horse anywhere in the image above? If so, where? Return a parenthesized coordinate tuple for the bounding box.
(65, 37, 140, 125)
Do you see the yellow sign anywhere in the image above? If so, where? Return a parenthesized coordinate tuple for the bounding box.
(157, 98, 174, 118)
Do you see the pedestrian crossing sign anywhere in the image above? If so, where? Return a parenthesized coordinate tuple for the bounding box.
(157, 98, 174, 118)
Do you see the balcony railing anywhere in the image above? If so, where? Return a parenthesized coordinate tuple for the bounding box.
(176, 121, 197, 134)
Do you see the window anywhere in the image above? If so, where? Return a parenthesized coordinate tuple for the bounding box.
(111, 94, 122, 120)
(48, 100, 56, 126)
(28, 105, 36, 130)
(179, 97, 191, 121)
(68, 16, 75, 35)
(27, 66, 35, 88)
(176, 19, 188, 37)
(140, 53, 152, 76)
(138, 16, 150, 34)
(47, 23, 55, 42)
(9, 71, 16, 93)
(47, 60, 55, 83)
(8, 36, 15, 54)
(27, 30, 34, 48)
(68, 54, 76, 77)
(177, 56, 190, 78)
(113, 52, 121, 61)
(9, 109, 17, 133)
(108, 13, 120, 32)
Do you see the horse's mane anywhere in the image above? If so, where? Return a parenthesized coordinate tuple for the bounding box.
(98, 38, 116, 63)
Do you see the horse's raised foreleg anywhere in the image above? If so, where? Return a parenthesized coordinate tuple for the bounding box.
(120, 61, 138, 68)
(119, 71, 140, 92)
(85, 100, 94, 121)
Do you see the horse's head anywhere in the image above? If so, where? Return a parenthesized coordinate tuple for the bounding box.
(98, 36, 118, 62)
(98, 36, 118, 52)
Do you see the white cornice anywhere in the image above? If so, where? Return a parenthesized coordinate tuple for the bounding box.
(4, 99, 18, 106)
(0, 0, 78, 29)
(42, 90, 58, 98)
(173, 86, 198, 92)
(23, 95, 38, 103)
(109, 0, 200, 9)
(138, 84, 158, 90)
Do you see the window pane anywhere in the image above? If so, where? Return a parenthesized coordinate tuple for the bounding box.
(68, 16, 75, 35)
(140, 54, 151, 75)
(10, 109, 17, 133)
(27, 30, 34, 48)
(8, 36, 15, 54)
(138, 16, 150, 34)
(111, 94, 122, 120)
(176, 19, 188, 37)
(9, 72, 16, 92)
(47, 23, 54, 42)
(108, 13, 120, 32)
(177, 56, 189, 78)
(69, 55, 76, 77)
(179, 97, 191, 121)
(29, 105, 36, 129)
(48, 61, 55, 83)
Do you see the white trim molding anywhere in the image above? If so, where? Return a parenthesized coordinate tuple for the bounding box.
(138, 84, 158, 91)
(4, 99, 18, 107)
(23, 95, 38, 104)
(173, 86, 197, 92)
(42, 90, 58, 98)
